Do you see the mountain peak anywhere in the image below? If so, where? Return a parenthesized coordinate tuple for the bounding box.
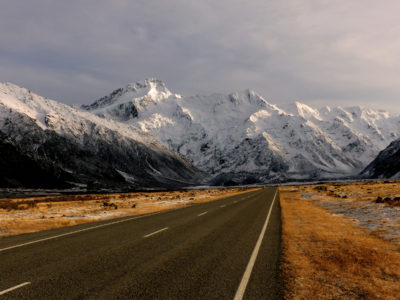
(227, 89, 279, 110)
(82, 78, 175, 112)
(126, 78, 168, 93)
(345, 105, 391, 120)
(283, 101, 322, 120)
(0, 81, 203, 189)
(0, 82, 31, 98)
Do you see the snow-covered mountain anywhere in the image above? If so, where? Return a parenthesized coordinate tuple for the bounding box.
(0, 82, 203, 189)
(83, 78, 400, 184)
(361, 138, 400, 179)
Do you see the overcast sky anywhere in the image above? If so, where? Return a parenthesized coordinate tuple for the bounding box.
(1, 0, 400, 112)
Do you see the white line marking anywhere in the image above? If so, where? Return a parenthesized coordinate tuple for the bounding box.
(0, 211, 165, 253)
(0, 190, 259, 253)
(234, 201, 238, 203)
(0, 282, 31, 296)
(143, 227, 169, 238)
(197, 211, 208, 217)
(233, 189, 278, 300)
(220, 204, 226, 208)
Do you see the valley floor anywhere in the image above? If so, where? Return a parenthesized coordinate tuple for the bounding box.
(3, 180, 400, 298)
(280, 180, 400, 299)
(0, 187, 257, 237)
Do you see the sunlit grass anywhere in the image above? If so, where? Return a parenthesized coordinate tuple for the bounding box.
(280, 182, 400, 299)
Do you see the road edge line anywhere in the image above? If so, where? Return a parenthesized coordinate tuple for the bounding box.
(0, 211, 165, 252)
(0, 189, 262, 253)
(0, 282, 31, 296)
(233, 188, 278, 300)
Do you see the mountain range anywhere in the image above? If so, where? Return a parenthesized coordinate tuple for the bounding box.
(83, 78, 400, 184)
(1, 78, 399, 189)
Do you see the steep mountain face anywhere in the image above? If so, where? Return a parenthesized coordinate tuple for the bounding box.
(0, 82, 203, 189)
(83, 78, 400, 184)
(0, 131, 70, 188)
(361, 138, 400, 179)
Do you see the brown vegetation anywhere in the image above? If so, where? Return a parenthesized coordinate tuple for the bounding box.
(0, 187, 258, 237)
(280, 183, 400, 299)
(0, 199, 37, 210)
(309, 179, 400, 207)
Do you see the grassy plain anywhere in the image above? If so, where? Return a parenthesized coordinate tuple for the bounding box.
(280, 181, 400, 299)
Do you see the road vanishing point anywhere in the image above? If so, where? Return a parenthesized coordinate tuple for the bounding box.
(0, 187, 282, 299)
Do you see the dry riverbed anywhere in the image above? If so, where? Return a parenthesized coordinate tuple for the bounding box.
(280, 180, 400, 299)
(0, 187, 258, 237)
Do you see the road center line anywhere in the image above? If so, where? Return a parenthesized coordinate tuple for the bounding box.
(197, 211, 208, 217)
(0, 282, 31, 296)
(233, 189, 278, 300)
(0, 211, 165, 253)
(220, 204, 226, 208)
(0, 190, 259, 253)
(143, 227, 169, 238)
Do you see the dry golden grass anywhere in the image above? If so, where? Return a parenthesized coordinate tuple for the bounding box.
(0, 187, 258, 237)
(292, 180, 400, 245)
(307, 179, 400, 207)
(280, 185, 400, 299)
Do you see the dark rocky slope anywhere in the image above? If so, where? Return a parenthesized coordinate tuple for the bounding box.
(361, 138, 400, 179)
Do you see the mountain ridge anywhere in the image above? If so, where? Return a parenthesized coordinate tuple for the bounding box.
(1, 79, 398, 188)
(83, 78, 400, 184)
(0, 82, 203, 189)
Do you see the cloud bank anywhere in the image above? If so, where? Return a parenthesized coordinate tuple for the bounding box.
(1, 0, 400, 112)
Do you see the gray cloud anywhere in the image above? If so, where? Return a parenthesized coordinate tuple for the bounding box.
(1, 0, 400, 112)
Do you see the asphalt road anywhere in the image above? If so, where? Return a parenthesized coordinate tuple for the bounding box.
(0, 187, 282, 299)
